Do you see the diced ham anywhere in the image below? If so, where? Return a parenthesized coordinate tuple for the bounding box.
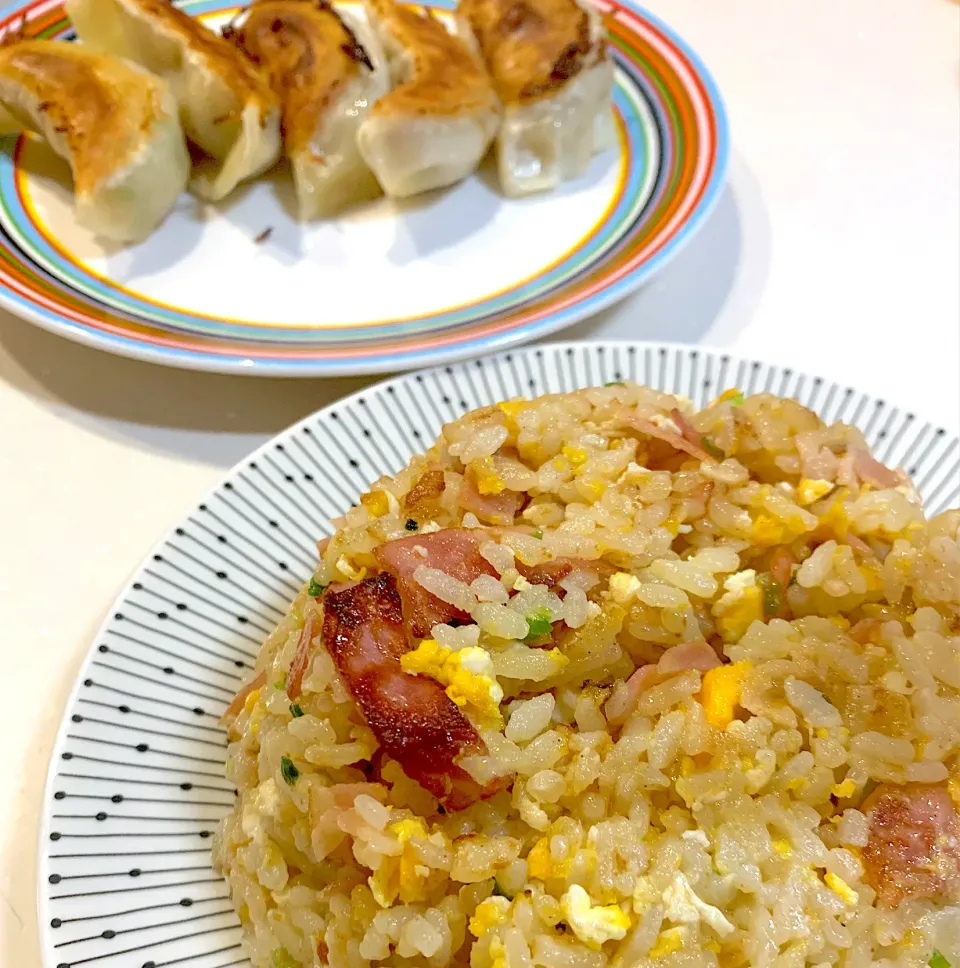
(846, 532, 875, 557)
(604, 665, 664, 724)
(852, 448, 902, 490)
(657, 639, 722, 673)
(374, 529, 497, 638)
(619, 409, 714, 463)
(607, 642, 723, 725)
(317, 537, 332, 557)
(458, 475, 523, 526)
(769, 546, 795, 589)
(220, 670, 267, 729)
(287, 611, 318, 700)
(322, 574, 506, 809)
(404, 468, 446, 516)
(862, 782, 960, 907)
(671, 408, 710, 452)
(848, 618, 882, 645)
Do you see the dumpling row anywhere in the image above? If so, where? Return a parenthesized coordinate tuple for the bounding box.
(0, 0, 612, 242)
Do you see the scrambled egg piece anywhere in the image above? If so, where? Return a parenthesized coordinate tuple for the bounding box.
(797, 478, 834, 506)
(579, 479, 607, 502)
(649, 927, 685, 959)
(700, 661, 751, 729)
(360, 490, 390, 517)
(948, 776, 960, 809)
(526, 838, 553, 880)
(824, 872, 859, 906)
(243, 687, 264, 735)
(751, 512, 810, 547)
(488, 936, 507, 968)
(711, 570, 763, 642)
(369, 818, 431, 907)
(632, 876, 658, 912)
(714, 387, 744, 406)
(473, 457, 506, 495)
(772, 838, 793, 858)
(831, 779, 857, 799)
(608, 571, 641, 605)
(662, 872, 735, 937)
(336, 555, 367, 581)
(241, 777, 281, 843)
(497, 400, 528, 422)
(469, 896, 512, 938)
(616, 461, 650, 485)
(401, 641, 504, 728)
(559, 885, 630, 949)
(818, 492, 850, 539)
(527, 837, 572, 880)
(562, 445, 588, 466)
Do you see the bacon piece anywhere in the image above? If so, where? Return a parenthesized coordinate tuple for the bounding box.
(657, 639, 722, 674)
(287, 611, 317, 701)
(458, 475, 523, 526)
(516, 558, 614, 592)
(516, 559, 575, 588)
(852, 448, 901, 490)
(322, 574, 504, 809)
(619, 409, 714, 463)
(862, 782, 960, 907)
(404, 468, 446, 516)
(374, 529, 496, 637)
(220, 670, 267, 728)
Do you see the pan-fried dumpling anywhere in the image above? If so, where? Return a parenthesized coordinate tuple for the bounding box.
(65, 0, 282, 201)
(0, 40, 189, 242)
(457, 0, 613, 197)
(356, 0, 499, 198)
(225, 0, 389, 218)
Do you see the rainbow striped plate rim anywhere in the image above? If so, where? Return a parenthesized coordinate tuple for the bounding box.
(0, 0, 729, 375)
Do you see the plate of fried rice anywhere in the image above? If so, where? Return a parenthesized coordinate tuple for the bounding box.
(39, 342, 960, 968)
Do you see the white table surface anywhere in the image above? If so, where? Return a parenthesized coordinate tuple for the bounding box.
(1, 0, 958, 963)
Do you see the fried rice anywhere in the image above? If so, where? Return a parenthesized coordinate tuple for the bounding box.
(212, 383, 960, 968)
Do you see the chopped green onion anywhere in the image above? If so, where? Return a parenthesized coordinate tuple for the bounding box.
(280, 756, 299, 786)
(532, 528, 543, 540)
(603, 381, 625, 387)
(728, 391, 745, 407)
(701, 436, 725, 460)
(524, 608, 553, 641)
(272, 949, 299, 968)
(308, 578, 325, 597)
(757, 573, 783, 617)
(405, 518, 419, 531)
(930, 952, 951, 968)
(289, 704, 304, 718)
(274, 674, 287, 690)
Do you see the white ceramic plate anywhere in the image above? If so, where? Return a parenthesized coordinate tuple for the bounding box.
(0, 0, 728, 375)
(38, 342, 959, 968)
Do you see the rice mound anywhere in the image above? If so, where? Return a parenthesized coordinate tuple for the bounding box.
(213, 384, 960, 968)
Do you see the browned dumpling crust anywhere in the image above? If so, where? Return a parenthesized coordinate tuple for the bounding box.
(366, 0, 497, 120)
(458, 0, 603, 105)
(225, 0, 373, 157)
